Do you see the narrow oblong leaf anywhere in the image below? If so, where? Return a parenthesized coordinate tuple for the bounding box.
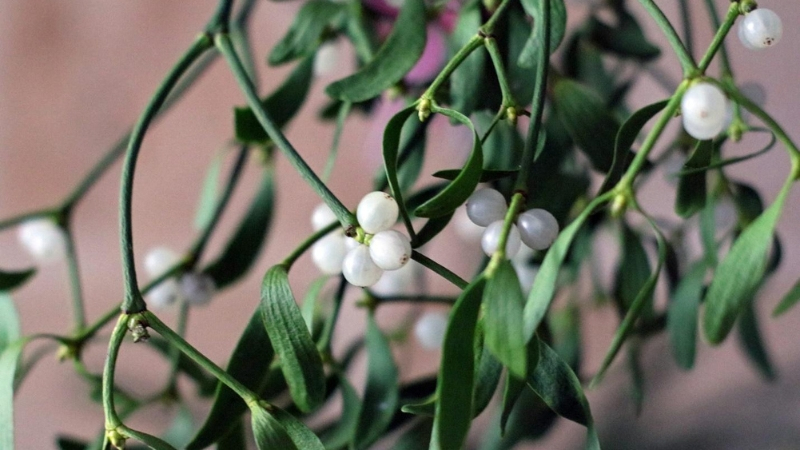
(250, 405, 299, 450)
(161, 406, 194, 448)
(0, 269, 35, 293)
(666, 261, 706, 370)
(392, 419, 433, 450)
(675, 140, 713, 218)
(524, 195, 610, 340)
(431, 169, 517, 183)
(414, 108, 483, 219)
(431, 278, 485, 450)
(773, 278, 800, 317)
(194, 149, 225, 231)
(0, 294, 21, 351)
(554, 79, 620, 173)
(472, 340, 502, 418)
(518, 0, 568, 67)
(354, 314, 400, 449)
(260, 265, 326, 412)
(383, 106, 420, 238)
(703, 179, 793, 345)
(203, 165, 275, 289)
(187, 310, 274, 449)
(450, 0, 486, 117)
(320, 375, 361, 449)
(123, 428, 177, 450)
(528, 338, 600, 450)
(0, 338, 27, 450)
(325, 0, 426, 102)
(268, 0, 346, 65)
(588, 10, 660, 61)
(235, 56, 314, 144)
(483, 261, 527, 378)
(599, 99, 669, 194)
(737, 301, 776, 380)
(271, 406, 325, 450)
(217, 419, 246, 450)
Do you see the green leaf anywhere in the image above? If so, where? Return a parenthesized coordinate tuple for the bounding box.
(268, 0, 346, 65)
(773, 278, 800, 317)
(450, 0, 486, 117)
(187, 310, 274, 449)
(483, 261, 527, 378)
(523, 195, 609, 340)
(675, 140, 713, 218)
(676, 128, 777, 176)
(250, 405, 299, 450)
(320, 375, 361, 449)
(737, 301, 776, 380)
(554, 79, 620, 173)
(325, 0, 426, 102)
(430, 278, 485, 450)
(235, 56, 314, 144)
(431, 169, 517, 183)
(375, 116, 429, 194)
(528, 338, 600, 450)
(146, 338, 216, 397)
(392, 419, 433, 450)
(56, 436, 89, 450)
(472, 339, 502, 418)
(588, 10, 660, 61)
(1, 338, 27, 450)
(354, 314, 399, 449)
(414, 108, 483, 218)
(599, 99, 668, 195)
(271, 406, 325, 450)
(518, 0, 567, 67)
(500, 373, 525, 436)
(301, 276, 329, 334)
(124, 428, 177, 450)
(217, 419, 246, 450)
(703, 179, 793, 345)
(193, 149, 225, 231)
(260, 265, 326, 412)
(592, 216, 665, 386)
(411, 213, 453, 249)
(626, 340, 645, 414)
(667, 261, 706, 370)
(382, 106, 420, 238)
(203, 165, 275, 289)
(0, 269, 35, 293)
(0, 294, 21, 352)
(613, 224, 652, 312)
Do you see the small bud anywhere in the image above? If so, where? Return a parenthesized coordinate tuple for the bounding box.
(417, 98, 432, 122)
(127, 315, 150, 343)
(506, 106, 518, 125)
(610, 194, 628, 218)
(106, 428, 126, 449)
(56, 343, 80, 362)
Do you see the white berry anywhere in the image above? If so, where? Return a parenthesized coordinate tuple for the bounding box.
(517, 209, 559, 250)
(180, 272, 216, 306)
(371, 261, 422, 296)
(311, 233, 347, 275)
(681, 82, 728, 140)
(144, 247, 180, 278)
(466, 188, 508, 227)
(739, 9, 782, 49)
(311, 203, 338, 232)
(481, 221, 521, 258)
(357, 191, 399, 234)
(17, 218, 67, 263)
(368, 230, 412, 271)
(414, 311, 449, 350)
(147, 280, 181, 309)
(314, 41, 341, 77)
(512, 246, 539, 296)
(342, 244, 384, 287)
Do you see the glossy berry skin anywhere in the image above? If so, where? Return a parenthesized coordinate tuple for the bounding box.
(342, 244, 384, 287)
(144, 247, 180, 278)
(311, 234, 347, 275)
(180, 273, 216, 306)
(680, 82, 728, 140)
(147, 280, 181, 309)
(17, 219, 67, 263)
(466, 188, 508, 227)
(414, 311, 449, 350)
(739, 9, 782, 50)
(481, 221, 521, 258)
(517, 209, 560, 250)
(357, 191, 399, 234)
(369, 230, 412, 270)
(311, 203, 338, 232)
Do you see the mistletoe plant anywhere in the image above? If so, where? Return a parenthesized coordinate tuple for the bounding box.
(1, 0, 798, 448)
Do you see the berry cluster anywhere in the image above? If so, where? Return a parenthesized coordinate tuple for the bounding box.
(465, 188, 560, 258)
(311, 192, 412, 287)
(144, 247, 215, 309)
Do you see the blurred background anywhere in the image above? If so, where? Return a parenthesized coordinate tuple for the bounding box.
(1, 0, 799, 448)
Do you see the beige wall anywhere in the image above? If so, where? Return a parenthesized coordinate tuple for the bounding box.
(1, 1, 799, 448)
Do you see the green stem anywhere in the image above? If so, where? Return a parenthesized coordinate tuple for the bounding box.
(145, 311, 259, 404)
(373, 294, 456, 305)
(637, 0, 697, 76)
(0, 209, 59, 232)
(422, 35, 484, 101)
(232, 0, 260, 86)
(318, 277, 347, 353)
(62, 227, 87, 331)
(205, 0, 234, 33)
(724, 86, 800, 162)
(102, 315, 129, 429)
(677, 0, 694, 58)
(119, 34, 214, 313)
(484, 37, 516, 107)
(216, 34, 357, 232)
(515, 0, 550, 193)
(189, 146, 249, 261)
(345, 0, 376, 63)
(697, 3, 739, 73)
(479, 0, 514, 35)
(616, 80, 690, 192)
(411, 250, 468, 289)
(166, 301, 190, 392)
(486, 192, 524, 276)
(702, 0, 735, 76)
(322, 102, 352, 182)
